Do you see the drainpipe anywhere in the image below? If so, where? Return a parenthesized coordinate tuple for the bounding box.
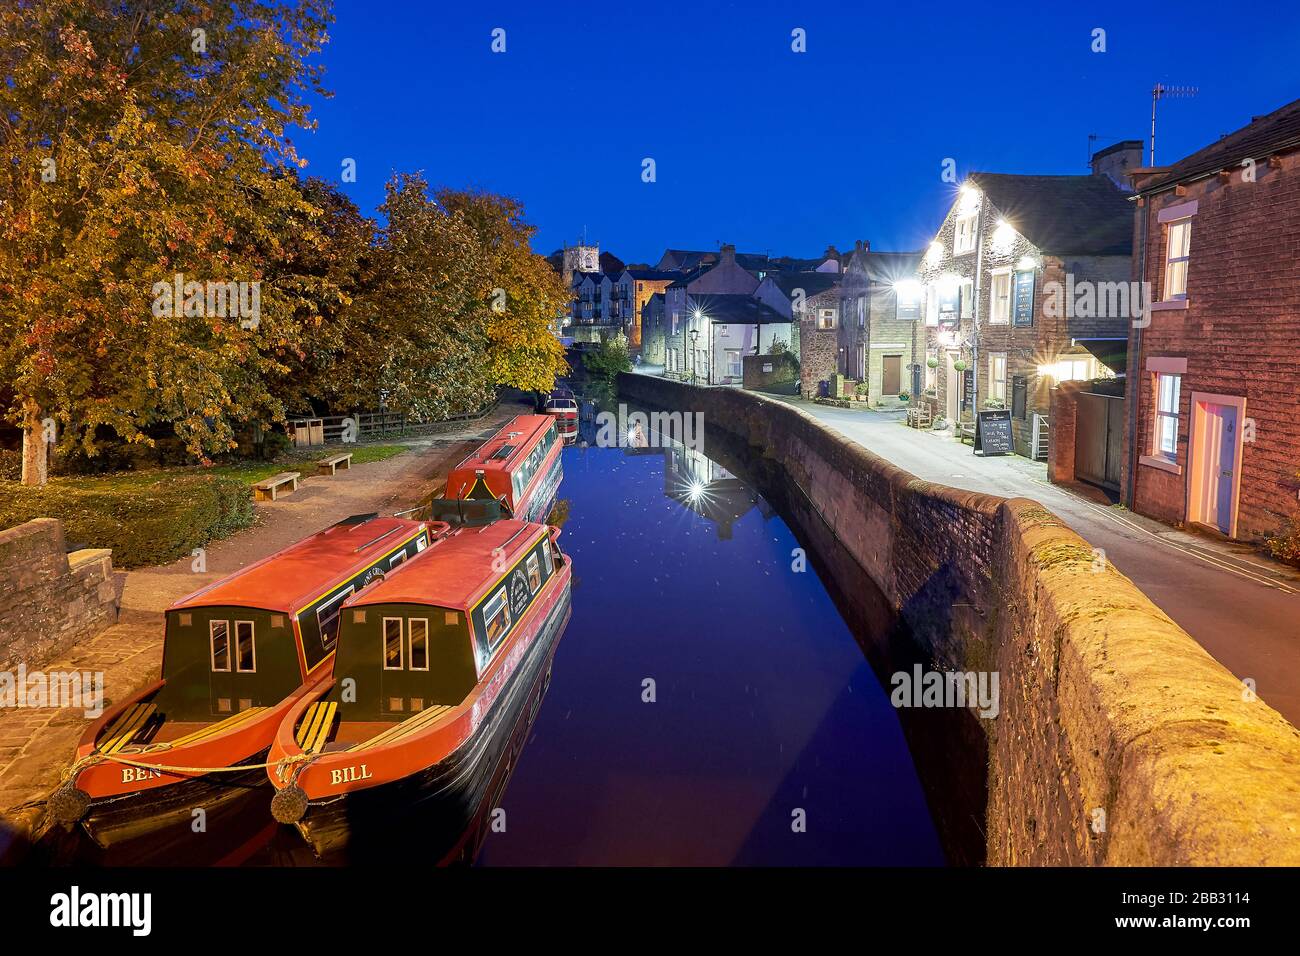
(971, 192, 985, 424)
(1125, 197, 1150, 508)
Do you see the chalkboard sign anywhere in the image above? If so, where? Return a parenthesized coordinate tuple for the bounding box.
(1012, 270, 1035, 327)
(975, 409, 1014, 456)
(961, 368, 974, 411)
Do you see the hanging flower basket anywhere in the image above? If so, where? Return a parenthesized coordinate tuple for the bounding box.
(952, 360, 968, 372)
(926, 357, 940, 369)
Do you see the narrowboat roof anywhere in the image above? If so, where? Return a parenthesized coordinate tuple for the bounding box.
(168, 516, 435, 614)
(451, 415, 554, 475)
(345, 519, 547, 611)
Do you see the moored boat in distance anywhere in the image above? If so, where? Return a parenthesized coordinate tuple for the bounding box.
(444, 414, 562, 524)
(51, 514, 444, 847)
(267, 518, 573, 860)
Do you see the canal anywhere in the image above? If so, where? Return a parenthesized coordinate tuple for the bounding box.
(40, 407, 965, 866)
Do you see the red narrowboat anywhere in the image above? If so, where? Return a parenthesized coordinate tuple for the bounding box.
(444, 414, 562, 524)
(267, 518, 572, 859)
(543, 389, 579, 424)
(51, 514, 445, 847)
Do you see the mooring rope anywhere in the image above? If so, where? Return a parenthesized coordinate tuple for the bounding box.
(60, 749, 316, 782)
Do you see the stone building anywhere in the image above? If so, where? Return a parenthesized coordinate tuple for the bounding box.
(838, 244, 924, 405)
(640, 293, 668, 365)
(916, 152, 1135, 455)
(663, 244, 760, 379)
(1123, 98, 1300, 541)
(613, 269, 677, 350)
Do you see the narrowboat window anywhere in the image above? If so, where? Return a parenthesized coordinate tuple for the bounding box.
(409, 618, 429, 671)
(527, 553, 541, 593)
(383, 617, 404, 669)
(483, 587, 511, 648)
(512, 471, 524, 501)
(317, 587, 353, 650)
(235, 621, 256, 673)
(416, 535, 428, 552)
(390, 552, 407, 569)
(210, 620, 231, 672)
(542, 539, 554, 575)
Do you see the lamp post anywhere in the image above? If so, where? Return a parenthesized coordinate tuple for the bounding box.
(689, 328, 700, 386)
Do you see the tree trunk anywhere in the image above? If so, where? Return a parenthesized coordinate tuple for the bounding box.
(20, 401, 48, 487)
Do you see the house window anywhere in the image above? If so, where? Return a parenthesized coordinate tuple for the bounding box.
(959, 278, 974, 319)
(726, 349, 742, 378)
(1164, 219, 1191, 300)
(925, 285, 938, 327)
(989, 353, 1007, 402)
(526, 552, 541, 593)
(954, 214, 977, 255)
(671, 310, 680, 334)
(1153, 373, 1182, 460)
(408, 618, 429, 671)
(235, 620, 255, 673)
(818, 309, 836, 330)
(856, 296, 865, 328)
(1057, 358, 1091, 382)
(210, 621, 231, 672)
(383, 617, 404, 670)
(482, 586, 511, 650)
(990, 270, 1011, 323)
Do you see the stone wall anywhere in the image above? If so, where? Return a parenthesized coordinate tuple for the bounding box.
(0, 518, 119, 672)
(741, 354, 797, 390)
(618, 372, 1300, 865)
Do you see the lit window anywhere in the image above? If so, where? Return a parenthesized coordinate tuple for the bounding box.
(990, 270, 1011, 323)
(954, 214, 977, 255)
(316, 587, 353, 650)
(408, 618, 429, 671)
(482, 587, 511, 650)
(1057, 358, 1090, 382)
(235, 620, 255, 673)
(727, 349, 743, 377)
(989, 353, 1007, 401)
(526, 553, 541, 593)
(389, 551, 406, 569)
(383, 617, 404, 670)
(1164, 219, 1191, 299)
(1153, 373, 1182, 461)
(856, 296, 865, 328)
(818, 309, 836, 330)
(210, 620, 231, 672)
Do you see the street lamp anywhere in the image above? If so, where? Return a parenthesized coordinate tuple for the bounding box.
(689, 328, 700, 385)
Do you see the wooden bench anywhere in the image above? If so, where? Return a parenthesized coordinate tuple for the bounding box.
(254, 471, 300, 501)
(98, 702, 158, 754)
(296, 701, 338, 754)
(957, 420, 976, 445)
(906, 405, 932, 429)
(316, 453, 353, 477)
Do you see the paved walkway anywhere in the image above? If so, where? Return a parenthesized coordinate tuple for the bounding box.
(0, 401, 527, 833)
(774, 396, 1300, 727)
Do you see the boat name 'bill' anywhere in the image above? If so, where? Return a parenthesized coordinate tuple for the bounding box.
(331, 763, 373, 786)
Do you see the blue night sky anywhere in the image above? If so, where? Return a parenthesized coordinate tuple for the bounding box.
(295, 0, 1300, 264)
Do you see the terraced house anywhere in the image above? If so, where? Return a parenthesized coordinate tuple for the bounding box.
(915, 146, 1136, 457)
(1124, 98, 1300, 541)
(837, 244, 924, 406)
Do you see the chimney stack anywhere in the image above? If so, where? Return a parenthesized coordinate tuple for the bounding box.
(720, 243, 736, 265)
(1090, 140, 1144, 190)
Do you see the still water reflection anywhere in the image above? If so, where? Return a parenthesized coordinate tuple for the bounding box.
(473, 428, 944, 865)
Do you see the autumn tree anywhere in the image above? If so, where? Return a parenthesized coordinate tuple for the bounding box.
(0, 0, 332, 484)
(436, 188, 569, 395)
(332, 173, 496, 419)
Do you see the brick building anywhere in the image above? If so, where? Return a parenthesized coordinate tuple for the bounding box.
(916, 154, 1135, 455)
(1124, 98, 1300, 541)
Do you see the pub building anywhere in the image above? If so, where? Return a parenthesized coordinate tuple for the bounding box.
(914, 144, 1137, 458)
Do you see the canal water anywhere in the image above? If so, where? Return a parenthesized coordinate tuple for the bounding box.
(37, 409, 953, 866)
(472, 429, 945, 866)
